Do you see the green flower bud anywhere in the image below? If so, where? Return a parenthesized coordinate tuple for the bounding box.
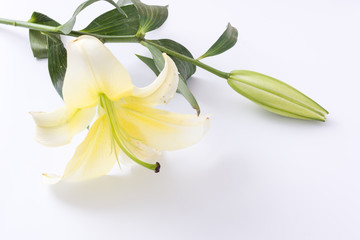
(227, 70, 328, 121)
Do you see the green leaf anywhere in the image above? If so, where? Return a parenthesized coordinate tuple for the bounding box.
(58, 0, 127, 34)
(139, 43, 200, 114)
(177, 78, 200, 115)
(117, 0, 132, 6)
(28, 12, 60, 59)
(27, 12, 66, 98)
(131, 0, 168, 35)
(135, 54, 160, 75)
(28, 31, 49, 59)
(147, 39, 196, 81)
(198, 23, 238, 60)
(142, 42, 164, 70)
(46, 33, 67, 98)
(81, 5, 139, 36)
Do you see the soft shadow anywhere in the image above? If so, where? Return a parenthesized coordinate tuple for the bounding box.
(226, 98, 331, 128)
(50, 164, 175, 210)
(0, 27, 27, 41)
(255, 106, 330, 127)
(50, 154, 247, 212)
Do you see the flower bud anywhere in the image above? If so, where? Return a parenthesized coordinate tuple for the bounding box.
(227, 70, 328, 121)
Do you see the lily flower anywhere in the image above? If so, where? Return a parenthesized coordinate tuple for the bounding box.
(31, 35, 209, 184)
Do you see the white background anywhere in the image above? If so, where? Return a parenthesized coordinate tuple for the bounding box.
(0, 0, 359, 239)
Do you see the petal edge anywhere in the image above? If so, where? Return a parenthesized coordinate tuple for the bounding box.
(129, 53, 179, 106)
(30, 106, 96, 147)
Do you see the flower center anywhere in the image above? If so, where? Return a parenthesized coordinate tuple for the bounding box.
(99, 94, 160, 173)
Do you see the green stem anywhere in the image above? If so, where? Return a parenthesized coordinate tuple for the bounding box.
(0, 18, 59, 32)
(0, 17, 229, 78)
(72, 31, 140, 43)
(0, 17, 139, 43)
(142, 40, 230, 79)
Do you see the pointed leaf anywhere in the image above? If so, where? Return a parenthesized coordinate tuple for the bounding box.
(58, 0, 127, 34)
(147, 39, 196, 81)
(198, 23, 238, 60)
(139, 43, 200, 114)
(131, 0, 168, 34)
(27, 12, 65, 98)
(47, 34, 67, 98)
(177, 77, 200, 115)
(28, 12, 60, 59)
(27, 13, 65, 98)
(135, 54, 160, 75)
(81, 5, 139, 36)
(142, 42, 164, 70)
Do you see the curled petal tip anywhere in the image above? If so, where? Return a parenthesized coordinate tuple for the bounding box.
(42, 173, 61, 185)
(29, 111, 42, 117)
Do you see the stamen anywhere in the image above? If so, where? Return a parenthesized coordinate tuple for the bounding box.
(155, 162, 161, 173)
(99, 94, 160, 173)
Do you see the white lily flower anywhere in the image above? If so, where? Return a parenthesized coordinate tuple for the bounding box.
(30, 35, 210, 184)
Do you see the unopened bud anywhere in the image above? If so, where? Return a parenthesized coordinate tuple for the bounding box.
(228, 70, 328, 121)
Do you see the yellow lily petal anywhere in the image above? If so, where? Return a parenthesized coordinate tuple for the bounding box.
(129, 53, 179, 106)
(30, 106, 96, 147)
(121, 137, 160, 163)
(63, 35, 133, 109)
(43, 115, 118, 183)
(116, 103, 210, 151)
